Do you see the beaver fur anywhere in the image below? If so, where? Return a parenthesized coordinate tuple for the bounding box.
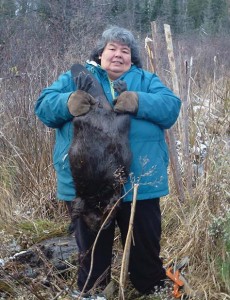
(68, 64, 131, 231)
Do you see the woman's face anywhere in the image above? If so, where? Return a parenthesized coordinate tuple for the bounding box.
(99, 41, 132, 80)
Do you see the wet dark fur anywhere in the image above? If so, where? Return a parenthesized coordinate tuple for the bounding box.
(68, 67, 131, 231)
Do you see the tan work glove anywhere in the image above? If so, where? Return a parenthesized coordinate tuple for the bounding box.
(113, 91, 138, 114)
(68, 90, 97, 117)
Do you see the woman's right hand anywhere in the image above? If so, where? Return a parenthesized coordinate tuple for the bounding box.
(67, 90, 97, 117)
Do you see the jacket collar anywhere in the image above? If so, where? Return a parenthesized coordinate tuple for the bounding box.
(85, 60, 138, 80)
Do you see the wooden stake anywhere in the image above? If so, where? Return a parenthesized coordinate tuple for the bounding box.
(164, 24, 185, 202)
(164, 24, 180, 97)
(150, 21, 159, 74)
(180, 56, 193, 195)
(148, 23, 185, 202)
(145, 37, 156, 74)
(118, 183, 139, 300)
(165, 130, 185, 202)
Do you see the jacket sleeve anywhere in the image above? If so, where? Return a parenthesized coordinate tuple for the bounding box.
(136, 74, 181, 129)
(34, 71, 74, 128)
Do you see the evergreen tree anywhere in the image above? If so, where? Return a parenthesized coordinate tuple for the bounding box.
(187, 0, 209, 29)
(0, 0, 16, 18)
(208, 0, 229, 33)
(200, 0, 229, 34)
(170, 0, 179, 33)
(36, 0, 52, 20)
(209, 0, 227, 24)
(110, 0, 126, 17)
(151, 0, 164, 20)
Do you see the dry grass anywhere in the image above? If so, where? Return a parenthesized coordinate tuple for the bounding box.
(0, 35, 229, 299)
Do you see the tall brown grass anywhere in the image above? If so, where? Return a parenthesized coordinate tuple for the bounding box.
(0, 31, 229, 299)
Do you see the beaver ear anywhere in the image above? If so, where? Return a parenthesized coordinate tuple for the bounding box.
(76, 73, 93, 92)
(71, 63, 104, 98)
(113, 80, 127, 94)
(71, 63, 112, 110)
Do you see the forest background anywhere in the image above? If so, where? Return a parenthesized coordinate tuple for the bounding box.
(0, 0, 230, 299)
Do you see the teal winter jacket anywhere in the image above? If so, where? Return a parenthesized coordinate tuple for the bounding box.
(35, 62, 181, 201)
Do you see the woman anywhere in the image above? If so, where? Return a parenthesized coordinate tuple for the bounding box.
(35, 26, 181, 299)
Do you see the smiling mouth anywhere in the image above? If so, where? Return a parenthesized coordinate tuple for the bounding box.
(112, 61, 123, 64)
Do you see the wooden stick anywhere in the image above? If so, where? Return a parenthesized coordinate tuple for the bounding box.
(164, 24, 180, 96)
(163, 24, 186, 202)
(79, 187, 134, 298)
(150, 21, 159, 74)
(145, 21, 158, 74)
(145, 37, 156, 74)
(148, 23, 185, 202)
(118, 183, 139, 300)
(165, 130, 185, 202)
(180, 56, 193, 195)
(80, 197, 122, 298)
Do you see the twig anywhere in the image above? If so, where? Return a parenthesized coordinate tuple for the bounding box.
(79, 187, 134, 299)
(118, 183, 139, 300)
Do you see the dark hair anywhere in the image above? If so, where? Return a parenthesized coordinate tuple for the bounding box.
(90, 26, 142, 68)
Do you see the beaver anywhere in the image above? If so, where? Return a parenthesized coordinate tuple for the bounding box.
(68, 64, 131, 231)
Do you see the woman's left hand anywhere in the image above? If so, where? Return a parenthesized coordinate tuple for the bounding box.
(113, 91, 138, 114)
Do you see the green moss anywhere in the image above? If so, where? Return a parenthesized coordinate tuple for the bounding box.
(14, 219, 67, 247)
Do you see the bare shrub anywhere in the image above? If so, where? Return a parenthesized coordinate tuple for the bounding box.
(0, 14, 229, 299)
